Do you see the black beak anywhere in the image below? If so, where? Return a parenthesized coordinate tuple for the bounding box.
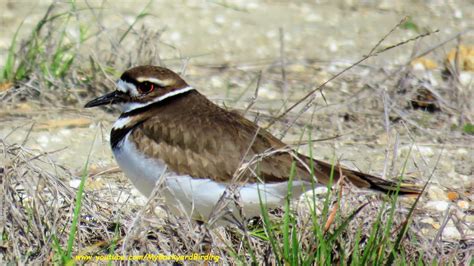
(84, 91, 122, 108)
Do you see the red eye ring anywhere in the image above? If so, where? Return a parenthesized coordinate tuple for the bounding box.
(139, 82, 154, 93)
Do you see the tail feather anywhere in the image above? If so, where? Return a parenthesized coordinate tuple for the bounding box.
(305, 158, 422, 195)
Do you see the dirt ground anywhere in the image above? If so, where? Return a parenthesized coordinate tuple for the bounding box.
(1, 0, 473, 263)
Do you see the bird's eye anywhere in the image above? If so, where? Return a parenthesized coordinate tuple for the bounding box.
(138, 82, 155, 94)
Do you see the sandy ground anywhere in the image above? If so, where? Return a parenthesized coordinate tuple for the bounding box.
(1, 0, 473, 261)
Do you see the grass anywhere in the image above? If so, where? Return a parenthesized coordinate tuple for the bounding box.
(1, 2, 81, 82)
(1, 1, 472, 265)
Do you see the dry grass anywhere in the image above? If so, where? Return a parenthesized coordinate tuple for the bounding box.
(1, 138, 471, 264)
(0, 139, 472, 264)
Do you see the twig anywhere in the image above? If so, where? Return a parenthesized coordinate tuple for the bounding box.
(265, 20, 439, 129)
(243, 71, 262, 115)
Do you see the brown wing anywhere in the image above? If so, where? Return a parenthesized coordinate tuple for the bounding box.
(131, 91, 306, 183)
(132, 90, 421, 194)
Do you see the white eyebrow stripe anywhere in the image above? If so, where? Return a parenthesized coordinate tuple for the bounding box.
(117, 79, 139, 96)
(136, 77, 175, 87)
(121, 86, 195, 113)
(136, 77, 164, 84)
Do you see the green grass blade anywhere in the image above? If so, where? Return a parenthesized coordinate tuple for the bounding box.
(65, 133, 97, 261)
(257, 184, 282, 265)
(119, 0, 153, 43)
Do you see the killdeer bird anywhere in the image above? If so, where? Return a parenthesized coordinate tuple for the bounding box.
(85, 65, 420, 222)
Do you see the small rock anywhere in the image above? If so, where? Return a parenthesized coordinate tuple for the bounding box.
(86, 178, 105, 190)
(411, 57, 438, 70)
(305, 13, 321, 22)
(420, 217, 434, 224)
(425, 200, 450, 212)
(466, 215, 474, 223)
(314, 186, 329, 195)
(259, 86, 279, 100)
(428, 186, 448, 201)
(447, 191, 459, 201)
(455, 161, 473, 176)
(418, 146, 434, 157)
(459, 72, 474, 87)
(169, 31, 182, 42)
(214, 15, 226, 25)
(457, 200, 469, 210)
(69, 179, 81, 189)
(210, 76, 223, 88)
(59, 129, 72, 136)
(37, 134, 50, 147)
(442, 226, 461, 239)
(421, 228, 429, 235)
(287, 64, 306, 73)
(453, 9, 462, 19)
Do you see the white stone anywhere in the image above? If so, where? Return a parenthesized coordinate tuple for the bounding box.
(425, 201, 450, 212)
(59, 129, 71, 136)
(37, 134, 49, 147)
(457, 200, 469, 210)
(169, 32, 182, 42)
(420, 217, 435, 224)
(443, 226, 461, 239)
(453, 9, 463, 19)
(214, 15, 226, 25)
(210, 76, 223, 88)
(459, 72, 473, 87)
(417, 146, 434, 157)
(69, 179, 81, 189)
(427, 186, 448, 201)
(259, 86, 279, 100)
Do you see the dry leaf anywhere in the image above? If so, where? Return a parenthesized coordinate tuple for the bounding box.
(0, 82, 13, 92)
(447, 191, 459, 201)
(411, 57, 438, 70)
(445, 45, 474, 71)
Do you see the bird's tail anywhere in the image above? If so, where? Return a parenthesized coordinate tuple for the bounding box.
(304, 157, 422, 195)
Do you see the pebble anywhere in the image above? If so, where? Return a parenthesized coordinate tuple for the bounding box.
(59, 129, 72, 136)
(427, 186, 448, 201)
(443, 226, 461, 239)
(210, 76, 223, 88)
(69, 179, 81, 189)
(453, 9, 463, 19)
(169, 32, 182, 42)
(417, 146, 434, 157)
(454, 162, 473, 176)
(420, 217, 435, 224)
(459, 71, 474, 87)
(214, 15, 226, 25)
(466, 215, 474, 223)
(447, 191, 459, 201)
(37, 134, 49, 147)
(457, 200, 469, 210)
(425, 201, 450, 212)
(259, 86, 279, 100)
(314, 187, 329, 195)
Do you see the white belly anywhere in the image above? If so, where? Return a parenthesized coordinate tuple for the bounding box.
(113, 133, 312, 221)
